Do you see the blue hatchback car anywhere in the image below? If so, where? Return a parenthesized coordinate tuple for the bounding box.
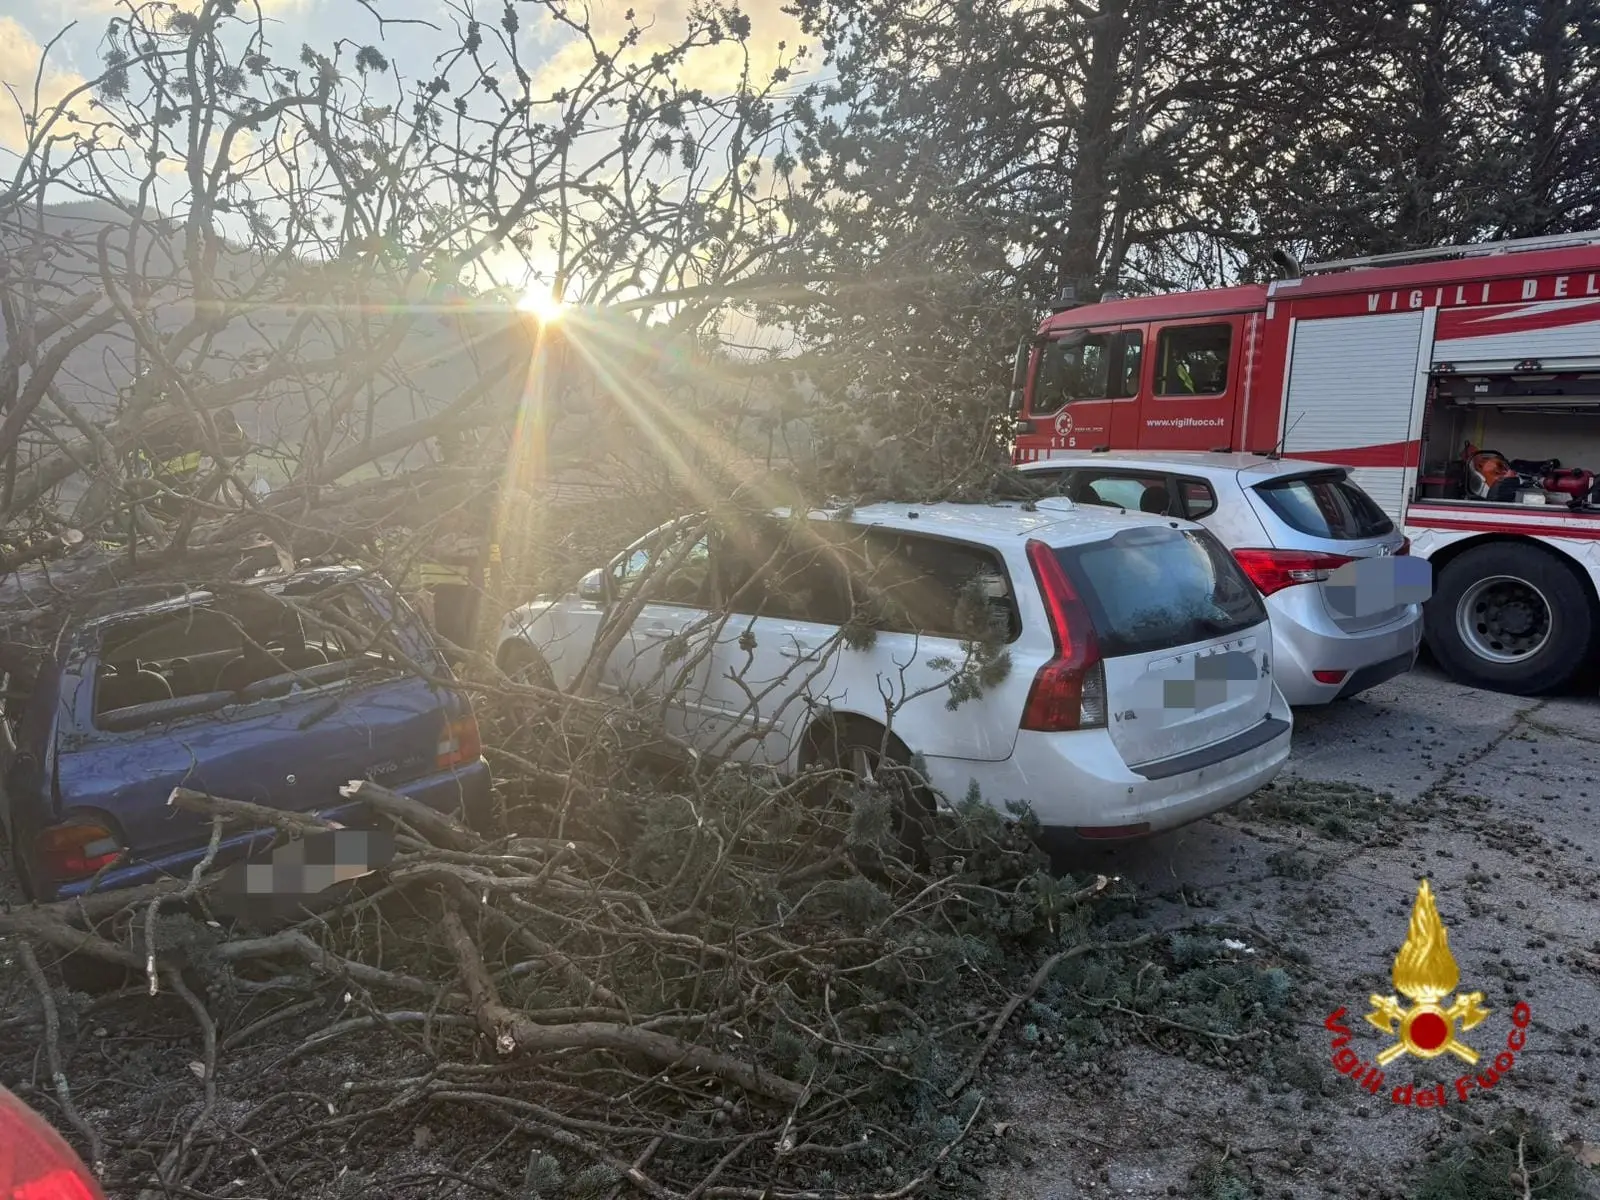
(1, 566, 492, 901)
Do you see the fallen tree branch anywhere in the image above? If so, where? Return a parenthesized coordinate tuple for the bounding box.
(168, 787, 343, 838)
(443, 873, 628, 1012)
(17, 942, 105, 1177)
(439, 905, 806, 1105)
(0, 907, 147, 971)
(276, 1012, 478, 1067)
(342, 778, 479, 852)
(214, 929, 466, 1005)
(944, 933, 1157, 1099)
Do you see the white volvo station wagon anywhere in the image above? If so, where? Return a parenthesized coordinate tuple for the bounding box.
(496, 499, 1292, 842)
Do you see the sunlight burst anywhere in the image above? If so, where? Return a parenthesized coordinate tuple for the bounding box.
(516, 287, 567, 325)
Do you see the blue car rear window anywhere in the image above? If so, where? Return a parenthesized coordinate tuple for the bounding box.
(88, 579, 412, 732)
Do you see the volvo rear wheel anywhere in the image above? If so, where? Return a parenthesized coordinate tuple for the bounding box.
(805, 720, 936, 873)
(497, 640, 556, 691)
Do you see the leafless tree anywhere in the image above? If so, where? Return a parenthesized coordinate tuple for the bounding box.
(0, 0, 808, 582)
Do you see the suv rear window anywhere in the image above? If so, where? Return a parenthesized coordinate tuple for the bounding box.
(1054, 526, 1266, 658)
(1252, 472, 1393, 539)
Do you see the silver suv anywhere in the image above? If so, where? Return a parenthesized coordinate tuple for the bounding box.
(1018, 452, 1430, 706)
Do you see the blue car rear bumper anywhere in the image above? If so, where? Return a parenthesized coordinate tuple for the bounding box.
(53, 759, 492, 900)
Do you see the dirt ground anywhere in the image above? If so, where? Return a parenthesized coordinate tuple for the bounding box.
(983, 662, 1600, 1199)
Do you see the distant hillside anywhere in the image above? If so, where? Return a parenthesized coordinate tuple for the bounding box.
(0, 200, 530, 511)
(1, 200, 816, 523)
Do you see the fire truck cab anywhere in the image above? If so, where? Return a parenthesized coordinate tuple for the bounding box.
(1010, 233, 1600, 697)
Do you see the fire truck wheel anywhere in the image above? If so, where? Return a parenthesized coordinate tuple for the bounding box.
(1425, 543, 1596, 696)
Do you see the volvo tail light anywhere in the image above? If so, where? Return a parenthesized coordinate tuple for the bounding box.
(33, 822, 121, 882)
(1396, 537, 1411, 556)
(1231, 548, 1354, 596)
(436, 714, 483, 770)
(0, 1084, 105, 1200)
(1021, 540, 1106, 732)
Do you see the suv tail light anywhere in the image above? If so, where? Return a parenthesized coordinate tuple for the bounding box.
(0, 1083, 105, 1199)
(1231, 548, 1354, 597)
(34, 822, 122, 882)
(1021, 540, 1106, 731)
(436, 714, 483, 770)
(1396, 537, 1411, 556)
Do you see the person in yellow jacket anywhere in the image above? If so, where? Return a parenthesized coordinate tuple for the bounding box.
(1176, 358, 1197, 393)
(418, 429, 500, 660)
(133, 409, 250, 515)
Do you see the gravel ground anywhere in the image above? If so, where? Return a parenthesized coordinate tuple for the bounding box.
(985, 662, 1600, 1199)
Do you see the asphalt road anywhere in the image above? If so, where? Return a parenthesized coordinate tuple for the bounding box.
(993, 662, 1600, 1197)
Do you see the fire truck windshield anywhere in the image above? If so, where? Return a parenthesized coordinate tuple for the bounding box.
(1030, 330, 1142, 415)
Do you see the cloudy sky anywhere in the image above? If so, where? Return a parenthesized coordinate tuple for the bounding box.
(0, 0, 809, 155)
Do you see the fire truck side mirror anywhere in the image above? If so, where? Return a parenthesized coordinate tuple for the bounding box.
(1008, 340, 1031, 414)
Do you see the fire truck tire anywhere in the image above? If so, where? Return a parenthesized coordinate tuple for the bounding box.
(1425, 543, 1597, 696)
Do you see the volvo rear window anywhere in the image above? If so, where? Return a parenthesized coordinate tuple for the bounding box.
(1252, 472, 1393, 539)
(1054, 526, 1266, 658)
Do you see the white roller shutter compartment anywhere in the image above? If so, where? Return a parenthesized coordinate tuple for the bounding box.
(1281, 311, 1426, 519)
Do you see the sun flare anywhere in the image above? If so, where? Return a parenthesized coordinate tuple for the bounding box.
(516, 287, 567, 325)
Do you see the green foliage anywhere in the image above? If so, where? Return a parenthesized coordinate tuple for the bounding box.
(839, 617, 878, 650)
(770, 1023, 823, 1079)
(1160, 958, 1291, 1035)
(1190, 1153, 1254, 1200)
(1259, 967, 1292, 1013)
(565, 1164, 621, 1199)
(806, 874, 896, 926)
(520, 1151, 564, 1199)
(844, 779, 897, 850)
(1168, 932, 1225, 969)
(1410, 1111, 1590, 1200)
(1022, 930, 1300, 1067)
(1239, 777, 1392, 842)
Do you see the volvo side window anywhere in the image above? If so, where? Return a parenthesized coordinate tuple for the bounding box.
(713, 520, 853, 626)
(848, 530, 1020, 643)
(613, 525, 712, 608)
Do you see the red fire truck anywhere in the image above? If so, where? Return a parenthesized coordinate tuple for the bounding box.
(1008, 232, 1600, 695)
